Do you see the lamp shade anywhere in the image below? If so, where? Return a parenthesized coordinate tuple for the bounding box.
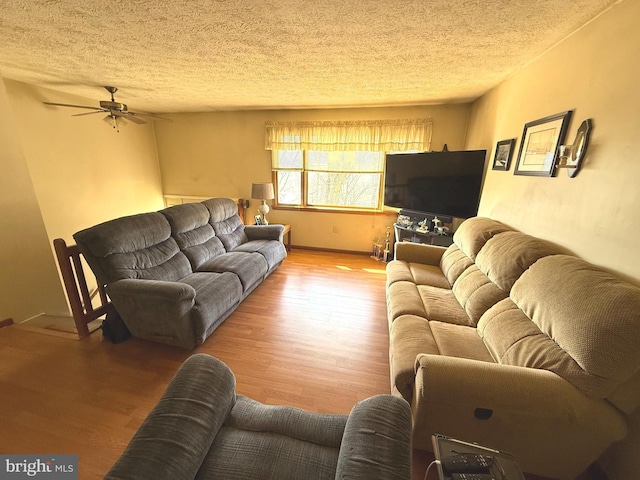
(251, 182, 274, 200)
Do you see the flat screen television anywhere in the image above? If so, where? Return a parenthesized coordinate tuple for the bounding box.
(384, 150, 486, 219)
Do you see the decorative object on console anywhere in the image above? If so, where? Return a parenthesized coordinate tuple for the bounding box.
(514, 110, 573, 177)
(492, 138, 516, 171)
(393, 209, 454, 249)
(251, 182, 275, 225)
(557, 119, 592, 178)
(383, 227, 392, 262)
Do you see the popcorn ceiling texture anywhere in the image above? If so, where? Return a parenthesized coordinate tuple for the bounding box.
(0, 0, 618, 113)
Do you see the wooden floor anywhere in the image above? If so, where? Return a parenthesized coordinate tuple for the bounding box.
(0, 250, 601, 480)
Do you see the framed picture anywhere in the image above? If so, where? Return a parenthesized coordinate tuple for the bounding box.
(254, 215, 262, 225)
(514, 110, 573, 177)
(492, 138, 516, 171)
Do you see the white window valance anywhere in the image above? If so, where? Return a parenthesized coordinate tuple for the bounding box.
(264, 118, 432, 152)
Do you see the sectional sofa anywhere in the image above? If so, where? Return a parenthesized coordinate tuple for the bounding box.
(74, 198, 286, 349)
(386, 217, 640, 479)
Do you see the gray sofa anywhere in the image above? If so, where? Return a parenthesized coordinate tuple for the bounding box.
(105, 354, 412, 480)
(74, 198, 286, 349)
(386, 217, 640, 479)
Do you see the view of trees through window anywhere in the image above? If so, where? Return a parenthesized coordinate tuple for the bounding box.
(273, 150, 384, 211)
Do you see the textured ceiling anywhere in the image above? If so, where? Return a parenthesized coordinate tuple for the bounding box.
(0, 0, 619, 113)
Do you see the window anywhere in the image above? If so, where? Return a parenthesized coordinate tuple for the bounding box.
(273, 149, 385, 210)
(265, 119, 432, 212)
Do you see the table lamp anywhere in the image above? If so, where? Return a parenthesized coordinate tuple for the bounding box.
(251, 182, 275, 225)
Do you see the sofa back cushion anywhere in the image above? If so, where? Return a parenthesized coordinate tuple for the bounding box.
(202, 198, 248, 251)
(74, 212, 192, 284)
(451, 265, 508, 326)
(161, 203, 226, 270)
(475, 231, 563, 293)
(452, 232, 562, 325)
(439, 245, 474, 287)
(452, 217, 513, 261)
(440, 217, 513, 287)
(478, 255, 640, 411)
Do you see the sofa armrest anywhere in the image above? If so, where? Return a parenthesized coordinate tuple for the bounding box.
(412, 354, 627, 479)
(106, 279, 200, 348)
(107, 278, 196, 303)
(105, 354, 236, 480)
(394, 242, 446, 265)
(244, 224, 284, 241)
(336, 394, 412, 480)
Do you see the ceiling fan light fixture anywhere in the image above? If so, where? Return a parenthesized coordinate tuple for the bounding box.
(103, 113, 126, 132)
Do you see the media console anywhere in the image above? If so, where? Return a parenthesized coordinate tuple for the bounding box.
(393, 209, 454, 251)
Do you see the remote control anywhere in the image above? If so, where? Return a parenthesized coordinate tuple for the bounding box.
(442, 453, 492, 473)
(450, 474, 496, 480)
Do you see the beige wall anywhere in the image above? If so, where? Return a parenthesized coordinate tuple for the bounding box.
(5, 80, 165, 243)
(464, 1, 640, 477)
(155, 104, 471, 252)
(466, 1, 640, 286)
(0, 79, 67, 320)
(1, 79, 164, 319)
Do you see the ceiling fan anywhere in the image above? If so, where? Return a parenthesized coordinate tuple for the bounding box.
(43, 86, 169, 132)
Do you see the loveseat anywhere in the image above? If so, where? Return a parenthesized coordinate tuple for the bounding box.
(74, 198, 286, 349)
(105, 354, 412, 480)
(386, 217, 640, 480)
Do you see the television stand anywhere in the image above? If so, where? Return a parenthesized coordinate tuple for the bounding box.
(394, 224, 453, 247)
(393, 209, 454, 250)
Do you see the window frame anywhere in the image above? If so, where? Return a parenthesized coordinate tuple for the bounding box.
(272, 149, 386, 213)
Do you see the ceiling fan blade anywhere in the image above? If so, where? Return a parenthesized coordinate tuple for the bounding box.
(72, 110, 108, 117)
(122, 113, 146, 124)
(43, 102, 101, 111)
(128, 111, 172, 122)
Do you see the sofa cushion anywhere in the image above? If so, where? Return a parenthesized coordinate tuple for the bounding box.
(452, 265, 509, 326)
(389, 315, 438, 401)
(429, 321, 494, 362)
(197, 252, 268, 292)
(389, 315, 493, 402)
(74, 212, 192, 284)
(232, 239, 287, 271)
(451, 230, 564, 333)
(480, 255, 640, 405)
(203, 198, 249, 251)
(386, 261, 416, 286)
(475, 231, 563, 293)
(439, 245, 474, 286)
(386, 281, 426, 325)
(386, 260, 450, 289)
(179, 272, 243, 345)
(199, 394, 345, 480)
(418, 285, 473, 326)
(452, 217, 512, 261)
(161, 203, 226, 270)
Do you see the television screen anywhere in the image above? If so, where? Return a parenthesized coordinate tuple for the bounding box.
(384, 150, 486, 219)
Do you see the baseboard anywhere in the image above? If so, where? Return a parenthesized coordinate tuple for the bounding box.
(289, 245, 371, 256)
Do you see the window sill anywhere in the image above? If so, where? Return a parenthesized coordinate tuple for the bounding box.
(272, 205, 397, 216)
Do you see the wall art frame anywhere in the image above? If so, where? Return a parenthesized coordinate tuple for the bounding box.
(514, 110, 573, 177)
(492, 138, 516, 171)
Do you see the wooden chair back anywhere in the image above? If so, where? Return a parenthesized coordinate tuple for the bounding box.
(53, 238, 113, 338)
